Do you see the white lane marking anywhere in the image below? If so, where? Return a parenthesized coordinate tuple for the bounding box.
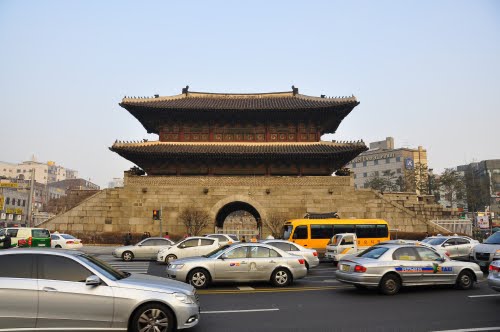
(201, 308, 279, 314)
(431, 327, 500, 332)
(468, 294, 500, 298)
(237, 286, 255, 291)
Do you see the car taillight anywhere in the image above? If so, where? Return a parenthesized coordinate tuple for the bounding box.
(445, 252, 450, 257)
(489, 265, 500, 272)
(354, 265, 367, 273)
(313, 251, 318, 257)
(28, 237, 32, 246)
(298, 259, 305, 265)
(66, 241, 74, 244)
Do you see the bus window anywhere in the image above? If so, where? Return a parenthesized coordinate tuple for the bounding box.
(311, 225, 334, 239)
(355, 224, 377, 238)
(283, 225, 293, 240)
(333, 224, 355, 234)
(376, 224, 388, 237)
(292, 225, 308, 239)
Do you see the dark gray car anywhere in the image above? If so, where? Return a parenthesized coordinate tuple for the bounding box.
(470, 231, 500, 271)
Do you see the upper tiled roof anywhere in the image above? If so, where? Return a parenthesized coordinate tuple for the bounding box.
(110, 140, 367, 158)
(120, 88, 358, 111)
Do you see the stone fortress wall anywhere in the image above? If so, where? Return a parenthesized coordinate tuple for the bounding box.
(41, 173, 458, 236)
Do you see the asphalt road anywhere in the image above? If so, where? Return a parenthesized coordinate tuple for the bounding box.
(86, 246, 500, 332)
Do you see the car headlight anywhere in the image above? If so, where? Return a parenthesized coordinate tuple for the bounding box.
(174, 292, 195, 304)
(494, 250, 500, 257)
(169, 264, 184, 269)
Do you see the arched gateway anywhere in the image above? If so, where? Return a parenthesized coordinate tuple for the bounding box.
(108, 86, 367, 237)
(211, 195, 267, 239)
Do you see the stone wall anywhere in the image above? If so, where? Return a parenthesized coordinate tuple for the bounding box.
(41, 173, 457, 236)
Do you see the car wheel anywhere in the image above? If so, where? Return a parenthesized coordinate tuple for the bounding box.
(165, 254, 177, 263)
(379, 274, 401, 295)
(456, 270, 474, 290)
(122, 251, 134, 261)
(188, 268, 210, 289)
(271, 268, 291, 287)
(55, 245, 62, 248)
(130, 303, 174, 332)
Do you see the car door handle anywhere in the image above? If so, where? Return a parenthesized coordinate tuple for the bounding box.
(269, 260, 276, 263)
(42, 287, 57, 292)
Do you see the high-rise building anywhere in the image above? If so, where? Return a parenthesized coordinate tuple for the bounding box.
(350, 137, 428, 193)
(458, 159, 500, 216)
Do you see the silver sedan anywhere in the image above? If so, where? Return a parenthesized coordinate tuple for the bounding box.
(262, 239, 320, 269)
(113, 237, 175, 261)
(487, 260, 500, 292)
(166, 243, 307, 289)
(335, 243, 483, 295)
(0, 249, 199, 331)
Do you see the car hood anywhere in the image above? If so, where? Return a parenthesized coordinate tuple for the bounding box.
(474, 243, 500, 253)
(115, 273, 195, 294)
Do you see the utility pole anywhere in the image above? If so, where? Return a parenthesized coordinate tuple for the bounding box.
(159, 205, 163, 237)
(27, 168, 35, 227)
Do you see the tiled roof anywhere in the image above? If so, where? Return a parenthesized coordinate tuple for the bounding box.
(120, 90, 358, 111)
(110, 140, 367, 159)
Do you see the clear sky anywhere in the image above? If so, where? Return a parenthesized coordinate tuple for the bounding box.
(0, 0, 499, 187)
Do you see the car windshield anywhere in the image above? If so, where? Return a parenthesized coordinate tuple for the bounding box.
(427, 238, 447, 245)
(484, 232, 500, 244)
(205, 245, 231, 258)
(357, 246, 389, 259)
(76, 254, 129, 281)
(61, 234, 76, 239)
(421, 238, 432, 243)
(283, 225, 293, 240)
(229, 235, 239, 241)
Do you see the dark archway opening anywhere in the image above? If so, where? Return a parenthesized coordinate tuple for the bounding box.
(215, 201, 261, 238)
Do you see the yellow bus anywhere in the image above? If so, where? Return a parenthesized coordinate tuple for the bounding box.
(282, 219, 390, 255)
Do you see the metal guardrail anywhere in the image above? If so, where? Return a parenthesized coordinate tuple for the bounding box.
(429, 219, 473, 236)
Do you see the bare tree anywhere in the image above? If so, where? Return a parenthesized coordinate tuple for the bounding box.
(179, 208, 211, 236)
(262, 213, 288, 239)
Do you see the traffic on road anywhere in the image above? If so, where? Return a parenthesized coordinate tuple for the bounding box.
(1, 228, 499, 332)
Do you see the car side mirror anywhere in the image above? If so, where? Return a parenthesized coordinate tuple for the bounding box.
(85, 275, 101, 286)
(443, 243, 451, 247)
(220, 254, 228, 260)
(179, 244, 185, 249)
(436, 256, 446, 262)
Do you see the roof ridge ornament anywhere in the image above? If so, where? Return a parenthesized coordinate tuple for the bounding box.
(182, 85, 189, 95)
(291, 85, 299, 96)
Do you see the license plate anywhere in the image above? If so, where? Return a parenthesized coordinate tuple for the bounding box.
(74, 241, 80, 244)
(340, 264, 350, 272)
(38, 244, 46, 247)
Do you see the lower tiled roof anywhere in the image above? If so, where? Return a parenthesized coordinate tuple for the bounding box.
(110, 141, 367, 159)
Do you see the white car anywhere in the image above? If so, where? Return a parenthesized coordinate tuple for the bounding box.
(158, 236, 220, 263)
(262, 239, 319, 270)
(205, 233, 240, 246)
(50, 233, 83, 249)
(424, 236, 479, 260)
